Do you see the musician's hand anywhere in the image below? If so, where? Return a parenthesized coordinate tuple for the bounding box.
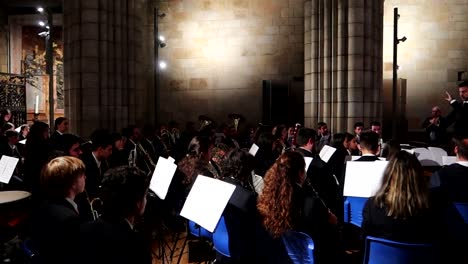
(328, 210, 338, 225)
(444, 91, 453, 102)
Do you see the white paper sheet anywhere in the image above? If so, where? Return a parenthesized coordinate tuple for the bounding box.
(304, 157, 313, 171)
(180, 175, 236, 232)
(18, 139, 26, 145)
(442, 156, 457, 166)
(149, 156, 178, 200)
(343, 161, 389, 198)
(413, 148, 439, 166)
(402, 149, 414, 155)
(428, 147, 447, 166)
(167, 156, 176, 163)
(319, 145, 336, 163)
(0, 156, 19, 184)
(252, 174, 264, 195)
(249, 143, 259, 156)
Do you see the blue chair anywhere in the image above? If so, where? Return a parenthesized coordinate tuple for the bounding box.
(213, 216, 231, 257)
(454, 202, 468, 224)
(281, 231, 314, 264)
(363, 236, 437, 264)
(20, 238, 41, 264)
(343, 196, 368, 227)
(188, 220, 213, 240)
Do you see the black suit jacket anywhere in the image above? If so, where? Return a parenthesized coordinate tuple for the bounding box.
(31, 199, 81, 264)
(355, 155, 380, 162)
(79, 218, 152, 264)
(432, 163, 468, 202)
(447, 101, 468, 136)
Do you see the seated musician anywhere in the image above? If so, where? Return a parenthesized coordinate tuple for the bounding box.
(31, 156, 86, 264)
(78, 166, 152, 264)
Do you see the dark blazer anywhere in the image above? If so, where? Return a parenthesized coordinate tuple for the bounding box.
(362, 197, 436, 243)
(31, 199, 81, 264)
(422, 116, 448, 144)
(79, 218, 152, 264)
(81, 151, 107, 198)
(446, 101, 468, 136)
(355, 155, 380, 162)
(431, 163, 468, 202)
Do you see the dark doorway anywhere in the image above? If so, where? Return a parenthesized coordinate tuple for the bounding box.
(262, 79, 304, 125)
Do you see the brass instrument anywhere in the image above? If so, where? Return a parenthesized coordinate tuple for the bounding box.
(85, 190, 102, 220)
(228, 113, 244, 132)
(198, 115, 214, 131)
(136, 143, 156, 171)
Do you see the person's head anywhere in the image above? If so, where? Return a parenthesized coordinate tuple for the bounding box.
(56, 134, 83, 158)
(373, 151, 428, 219)
(257, 151, 306, 238)
(359, 131, 380, 155)
(19, 124, 29, 137)
(2, 122, 14, 133)
(458, 80, 468, 101)
(370, 121, 382, 136)
(124, 125, 142, 142)
(331, 133, 346, 150)
(41, 156, 86, 199)
(295, 128, 317, 151)
(187, 136, 211, 160)
(1, 109, 11, 122)
(210, 143, 229, 164)
(5, 130, 19, 145)
(453, 136, 468, 161)
(272, 125, 287, 141)
(381, 139, 401, 160)
(344, 133, 358, 151)
(354, 122, 364, 136)
(91, 130, 113, 161)
(221, 148, 255, 188)
(431, 106, 441, 118)
(317, 122, 328, 136)
(54, 117, 69, 133)
(27, 121, 50, 143)
(100, 166, 149, 220)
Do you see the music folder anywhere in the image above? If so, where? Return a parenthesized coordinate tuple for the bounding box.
(180, 175, 236, 232)
(149, 156, 178, 200)
(0, 155, 19, 184)
(343, 161, 388, 198)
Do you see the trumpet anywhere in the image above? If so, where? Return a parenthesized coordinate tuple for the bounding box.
(85, 190, 102, 220)
(198, 115, 214, 131)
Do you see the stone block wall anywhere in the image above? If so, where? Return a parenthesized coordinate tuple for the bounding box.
(0, 8, 8, 73)
(156, 0, 304, 125)
(384, 0, 468, 130)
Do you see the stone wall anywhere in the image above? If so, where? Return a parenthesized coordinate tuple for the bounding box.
(156, 0, 304, 126)
(383, 1, 468, 130)
(0, 8, 8, 73)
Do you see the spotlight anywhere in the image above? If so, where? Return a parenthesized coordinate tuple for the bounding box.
(159, 61, 167, 70)
(37, 7, 44, 13)
(38, 21, 46, 27)
(397, 36, 407, 43)
(38, 31, 49, 37)
(159, 42, 166, 48)
(158, 35, 165, 42)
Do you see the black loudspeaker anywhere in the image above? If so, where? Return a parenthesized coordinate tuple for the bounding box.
(262, 80, 289, 125)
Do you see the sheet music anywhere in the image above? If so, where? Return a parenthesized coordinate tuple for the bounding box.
(18, 139, 26, 145)
(0, 156, 19, 184)
(413, 148, 439, 166)
(252, 174, 264, 195)
(428, 147, 447, 166)
(442, 156, 457, 166)
(180, 175, 236, 232)
(249, 143, 259, 157)
(304, 157, 313, 171)
(402, 149, 414, 155)
(149, 156, 178, 200)
(343, 161, 389, 198)
(167, 156, 176, 163)
(319, 145, 336, 163)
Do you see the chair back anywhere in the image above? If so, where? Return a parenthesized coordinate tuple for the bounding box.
(213, 216, 231, 257)
(188, 220, 212, 240)
(281, 231, 314, 264)
(363, 236, 436, 264)
(454, 202, 468, 224)
(343, 196, 368, 227)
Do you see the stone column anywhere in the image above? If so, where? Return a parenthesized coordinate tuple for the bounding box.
(304, 0, 383, 132)
(63, 0, 152, 137)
